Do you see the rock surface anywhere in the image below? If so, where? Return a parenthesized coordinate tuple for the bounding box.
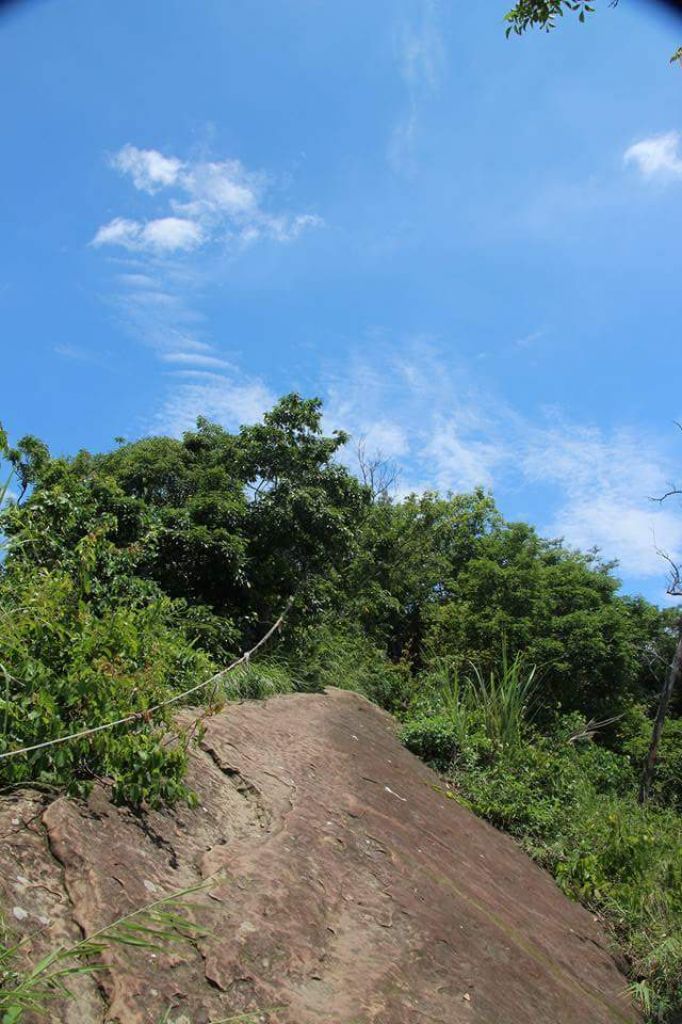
(0, 689, 639, 1024)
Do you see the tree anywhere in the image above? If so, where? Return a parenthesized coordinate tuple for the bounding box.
(505, 0, 682, 63)
(639, 617, 682, 802)
(355, 439, 399, 503)
(636, 481, 682, 802)
(1, 395, 368, 652)
(505, 0, 602, 35)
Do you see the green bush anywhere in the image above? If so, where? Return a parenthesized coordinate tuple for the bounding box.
(618, 705, 682, 812)
(401, 713, 464, 768)
(290, 621, 413, 712)
(0, 535, 214, 808)
(554, 795, 682, 1019)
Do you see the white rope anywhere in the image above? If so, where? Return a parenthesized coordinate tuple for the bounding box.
(0, 599, 293, 763)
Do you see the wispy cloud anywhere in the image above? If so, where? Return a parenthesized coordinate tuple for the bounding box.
(93, 215, 203, 254)
(92, 144, 323, 255)
(322, 337, 680, 586)
(624, 131, 682, 179)
(522, 420, 682, 578)
(54, 342, 112, 367)
(160, 351, 232, 369)
(91, 143, 323, 434)
(388, 0, 445, 174)
(324, 339, 508, 493)
(156, 368, 275, 436)
(513, 329, 545, 350)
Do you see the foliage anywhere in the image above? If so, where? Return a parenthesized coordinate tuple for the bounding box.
(401, 651, 537, 761)
(503, 0, 681, 67)
(339, 489, 672, 719)
(0, 396, 367, 804)
(467, 651, 538, 752)
(618, 705, 682, 812)
(1, 397, 681, 1018)
(220, 660, 296, 702)
(289, 618, 413, 712)
(505, 0, 597, 36)
(0, 526, 214, 806)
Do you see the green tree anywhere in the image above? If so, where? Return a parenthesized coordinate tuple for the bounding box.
(505, 0, 599, 35)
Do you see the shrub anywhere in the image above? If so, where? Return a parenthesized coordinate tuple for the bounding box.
(290, 621, 413, 712)
(0, 537, 214, 808)
(554, 795, 682, 1018)
(401, 713, 464, 768)
(618, 705, 682, 812)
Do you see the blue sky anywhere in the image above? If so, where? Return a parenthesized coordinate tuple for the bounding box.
(2, 0, 682, 601)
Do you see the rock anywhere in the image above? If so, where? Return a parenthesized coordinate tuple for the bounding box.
(0, 689, 639, 1023)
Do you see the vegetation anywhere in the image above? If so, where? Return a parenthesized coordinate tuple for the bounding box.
(0, 883, 211, 1023)
(505, 0, 600, 36)
(402, 664, 682, 1020)
(1, 396, 681, 1019)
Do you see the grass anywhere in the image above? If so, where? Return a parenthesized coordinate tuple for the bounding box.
(0, 882, 210, 1023)
(219, 659, 295, 702)
(467, 650, 538, 753)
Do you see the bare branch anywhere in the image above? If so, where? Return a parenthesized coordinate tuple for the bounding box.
(650, 486, 682, 505)
(655, 545, 682, 596)
(355, 438, 400, 502)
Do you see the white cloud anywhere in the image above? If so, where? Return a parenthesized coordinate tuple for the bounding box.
(91, 217, 141, 249)
(174, 158, 259, 217)
(624, 131, 682, 178)
(112, 144, 183, 192)
(117, 272, 158, 288)
(362, 420, 410, 458)
(398, 1, 443, 94)
(92, 144, 324, 401)
(161, 351, 232, 369)
(522, 422, 682, 578)
(422, 420, 505, 492)
(94, 145, 322, 254)
(389, 0, 445, 174)
(323, 338, 680, 584)
(156, 371, 275, 436)
(141, 217, 203, 252)
(258, 212, 324, 243)
(92, 216, 202, 253)
(324, 339, 505, 493)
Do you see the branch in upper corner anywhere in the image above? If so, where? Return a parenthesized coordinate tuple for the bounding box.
(504, 0, 681, 63)
(504, 0, 599, 36)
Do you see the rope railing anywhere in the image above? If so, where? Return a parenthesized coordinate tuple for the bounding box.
(0, 598, 293, 763)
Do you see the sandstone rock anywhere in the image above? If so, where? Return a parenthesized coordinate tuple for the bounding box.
(0, 689, 639, 1023)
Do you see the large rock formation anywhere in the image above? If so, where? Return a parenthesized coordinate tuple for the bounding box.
(0, 689, 638, 1023)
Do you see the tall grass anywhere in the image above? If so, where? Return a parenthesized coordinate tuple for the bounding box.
(433, 651, 538, 754)
(219, 659, 295, 702)
(436, 664, 477, 751)
(467, 650, 538, 752)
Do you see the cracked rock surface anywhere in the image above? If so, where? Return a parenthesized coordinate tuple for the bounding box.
(0, 688, 639, 1023)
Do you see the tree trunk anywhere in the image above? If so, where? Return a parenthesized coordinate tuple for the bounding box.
(639, 618, 682, 804)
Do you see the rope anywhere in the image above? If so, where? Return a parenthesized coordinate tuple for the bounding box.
(0, 598, 293, 763)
